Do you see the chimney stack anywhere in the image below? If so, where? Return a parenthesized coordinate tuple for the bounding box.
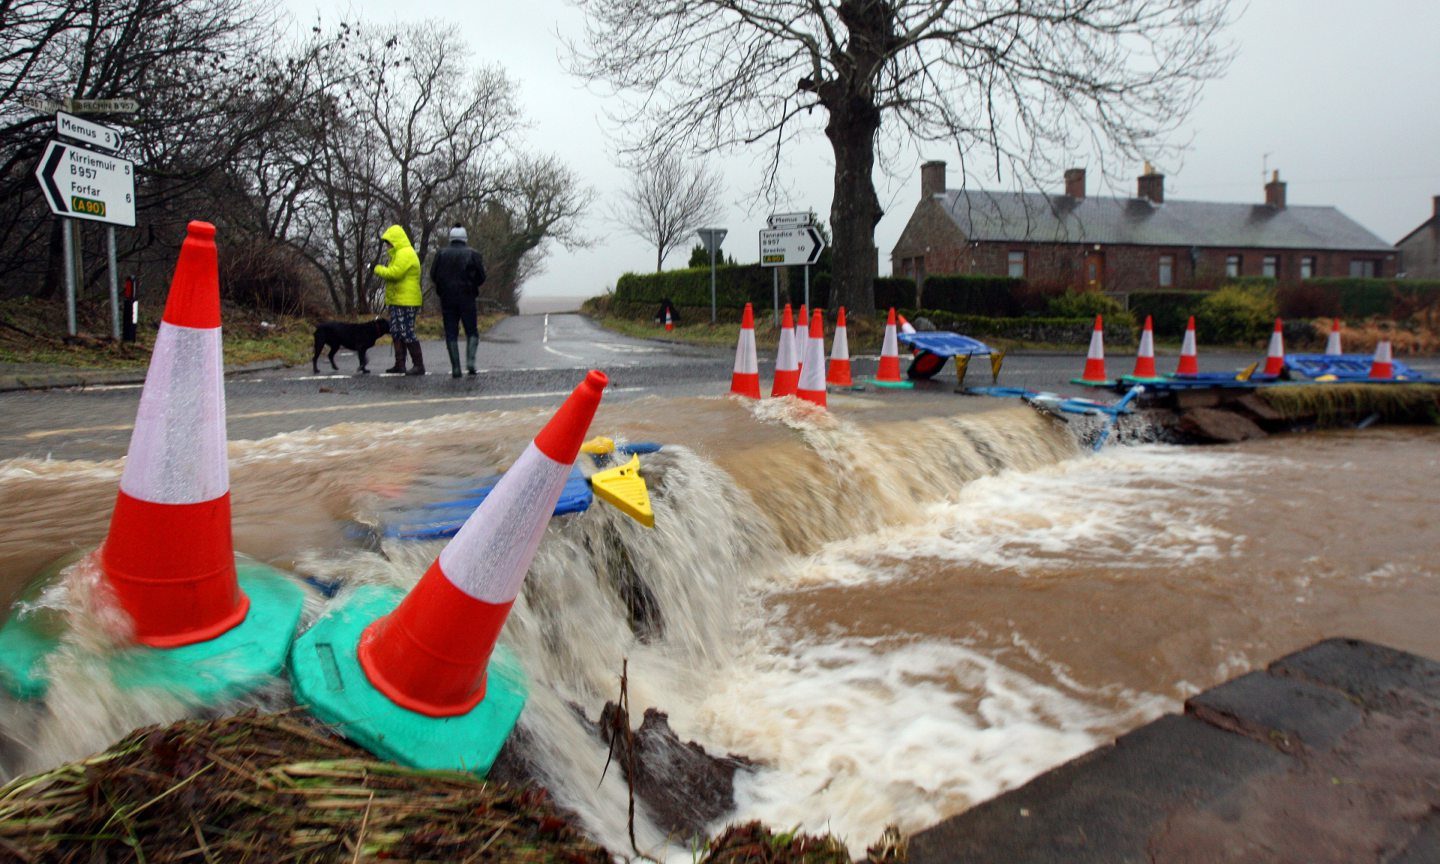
(921, 160, 947, 197)
(1137, 162, 1164, 204)
(1265, 170, 1287, 209)
(1432, 195, 1439, 219)
(1064, 168, 1086, 199)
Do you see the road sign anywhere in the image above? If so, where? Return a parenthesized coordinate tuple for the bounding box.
(65, 98, 140, 114)
(759, 226, 825, 267)
(56, 111, 123, 152)
(696, 228, 727, 256)
(34, 140, 136, 227)
(23, 97, 63, 113)
(767, 211, 814, 229)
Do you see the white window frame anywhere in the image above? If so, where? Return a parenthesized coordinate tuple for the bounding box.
(1158, 254, 1175, 288)
(1007, 250, 1026, 279)
(1263, 255, 1279, 278)
(1226, 254, 1242, 278)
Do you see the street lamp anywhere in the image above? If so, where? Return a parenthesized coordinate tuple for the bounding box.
(695, 227, 727, 324)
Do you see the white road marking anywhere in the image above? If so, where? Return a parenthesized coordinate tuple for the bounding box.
(543, 313, 549, 343)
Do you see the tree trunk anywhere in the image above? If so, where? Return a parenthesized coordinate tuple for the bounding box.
(824, 96, 881, 316)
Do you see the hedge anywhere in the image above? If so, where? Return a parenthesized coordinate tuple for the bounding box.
(1126, 291, 1207, 337)
(919, 275, 1024, 316)
(1277, 279, 1440, 319)
(874, 277, 917, 311)
(913, 309, 1135, 346)
(614, 265, 773, 310)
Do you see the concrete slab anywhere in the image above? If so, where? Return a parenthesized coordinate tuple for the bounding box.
(909, 638, 1440, 864)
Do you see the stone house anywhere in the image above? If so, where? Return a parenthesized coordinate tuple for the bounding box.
(891, 161, 1397, 295)
(1397, 197, 1440, 279)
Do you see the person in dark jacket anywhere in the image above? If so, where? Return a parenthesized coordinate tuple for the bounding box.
(429, 224, 488, 378)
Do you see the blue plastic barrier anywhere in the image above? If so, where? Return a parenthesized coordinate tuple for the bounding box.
(383, 466, 593, 540)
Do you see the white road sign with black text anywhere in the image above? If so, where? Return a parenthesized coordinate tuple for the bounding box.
(56, 111, 123, 151)
(767, 211, 813, 229)
(34, 140, 136, 227)
(759, 226, 824, 267)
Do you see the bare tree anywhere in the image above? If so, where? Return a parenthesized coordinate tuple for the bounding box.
(613, 153, 723, 271)
(569, 0, 1235, 313)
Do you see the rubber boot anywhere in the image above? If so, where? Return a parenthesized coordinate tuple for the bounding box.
(405, 340, 426, 376)
(446, 339, 462, 378)
(466, 335, 479, 375)
(384, 339, 405, 374)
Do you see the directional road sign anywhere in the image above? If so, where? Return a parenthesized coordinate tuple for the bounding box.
(56, 111, 123, 152)
(34, 140, 136, 227)
(767, 211, 814, 230)
(759, 226, 825, 267)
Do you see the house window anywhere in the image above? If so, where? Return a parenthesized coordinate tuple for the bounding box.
(1300, 256, 1316, 279)
(1263, 256, 1279, 278)
(1007, 250, 1026, 279)
(1226, 255, 1242, 277)
(1158, 255, 1175, 287)
(1349, 259, 1377, 278)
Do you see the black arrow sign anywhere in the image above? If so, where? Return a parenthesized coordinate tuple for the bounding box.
(39, 144, 67, 214)
(804, 227, 823, 265)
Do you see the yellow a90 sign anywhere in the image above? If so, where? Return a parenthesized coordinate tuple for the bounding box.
(71, 196, 106, 217)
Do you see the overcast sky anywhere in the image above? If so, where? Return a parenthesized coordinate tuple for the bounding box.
(285, 0, 1440, 301)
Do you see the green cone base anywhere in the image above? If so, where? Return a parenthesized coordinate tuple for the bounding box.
(1118, 375, 1170, 385)
(1069, 377, 1115, 387)
(289, 584, 527, 777)
(0, 559, 305, 702)
(871, 379, 914, 389)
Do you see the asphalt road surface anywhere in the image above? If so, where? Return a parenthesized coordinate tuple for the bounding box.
(2, 313, 1433, 462)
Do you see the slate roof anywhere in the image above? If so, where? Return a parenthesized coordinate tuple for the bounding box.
(936, 190, 1393, 252)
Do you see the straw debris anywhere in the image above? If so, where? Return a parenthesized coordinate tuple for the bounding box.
(0, 711, 610, 862)
(1258, 383, 1440, 427)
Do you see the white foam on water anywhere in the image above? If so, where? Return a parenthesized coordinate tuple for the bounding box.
(696, 632, 1165, 853)
(773, 445, 1262, 589)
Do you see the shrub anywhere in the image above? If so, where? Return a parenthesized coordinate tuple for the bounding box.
(1280, 278, 1440, 320)
(1196, 283, 1277, 344)
(920, 275, 1023, 316)
(1046, 290, 1135, 328)
(1127, 291, 1206, 337)
(614, 265, 773, 311)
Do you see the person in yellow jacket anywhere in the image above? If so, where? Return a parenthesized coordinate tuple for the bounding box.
(375, 224, 425, 375)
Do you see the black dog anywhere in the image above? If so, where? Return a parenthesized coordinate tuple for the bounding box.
(312, 317, 390, 374)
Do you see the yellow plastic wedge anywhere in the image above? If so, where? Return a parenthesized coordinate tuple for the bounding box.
(581, 436, 615, 456)
(589, 454, 654, 528)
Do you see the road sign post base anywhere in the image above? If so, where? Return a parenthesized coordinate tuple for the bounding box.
(0, 558, 305, 702)
(290, 585, 527, 777)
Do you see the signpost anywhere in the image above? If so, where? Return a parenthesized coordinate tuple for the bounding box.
(34, 139, 137, 338)
(760, 224, 826, 310)
(696, 228, 727, 324)
(56, 111, 124, 152)
(766, 211, 813, 230)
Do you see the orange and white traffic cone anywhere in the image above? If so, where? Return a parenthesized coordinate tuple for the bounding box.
(360, 371, 606, 716)
(1176, 316, 1200, 375)
(1131, 315, 1158, 379)
(772, 304, 800, 397)
(0, 221, 304, 702)
(875, 307, 903, 384)
(730, 303, 761, 399)
(796, 309, 828, 408)
(898, 314, 917, 336)
(293, 371, 607, 774)
(664, 309, 673, 332)
(1325, 318, 1343, 356)
(827, 306, 853, 387)
(1263, 318, 1286, 376)
(794, 304, 808, 370)
(1073, 315, 1110, 385)
(101, 222, 247, 648)
(1369, 340, 1394, 379)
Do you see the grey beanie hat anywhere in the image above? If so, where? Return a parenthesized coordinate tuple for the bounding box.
(449, 224, 468, 242)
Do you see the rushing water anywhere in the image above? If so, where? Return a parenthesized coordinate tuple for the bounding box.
(1, 394, 1437, 857)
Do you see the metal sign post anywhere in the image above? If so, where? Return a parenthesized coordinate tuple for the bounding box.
(696, 228, 727, 324)
(62, 222, 77, 336)
(107, 226, 120, 340)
